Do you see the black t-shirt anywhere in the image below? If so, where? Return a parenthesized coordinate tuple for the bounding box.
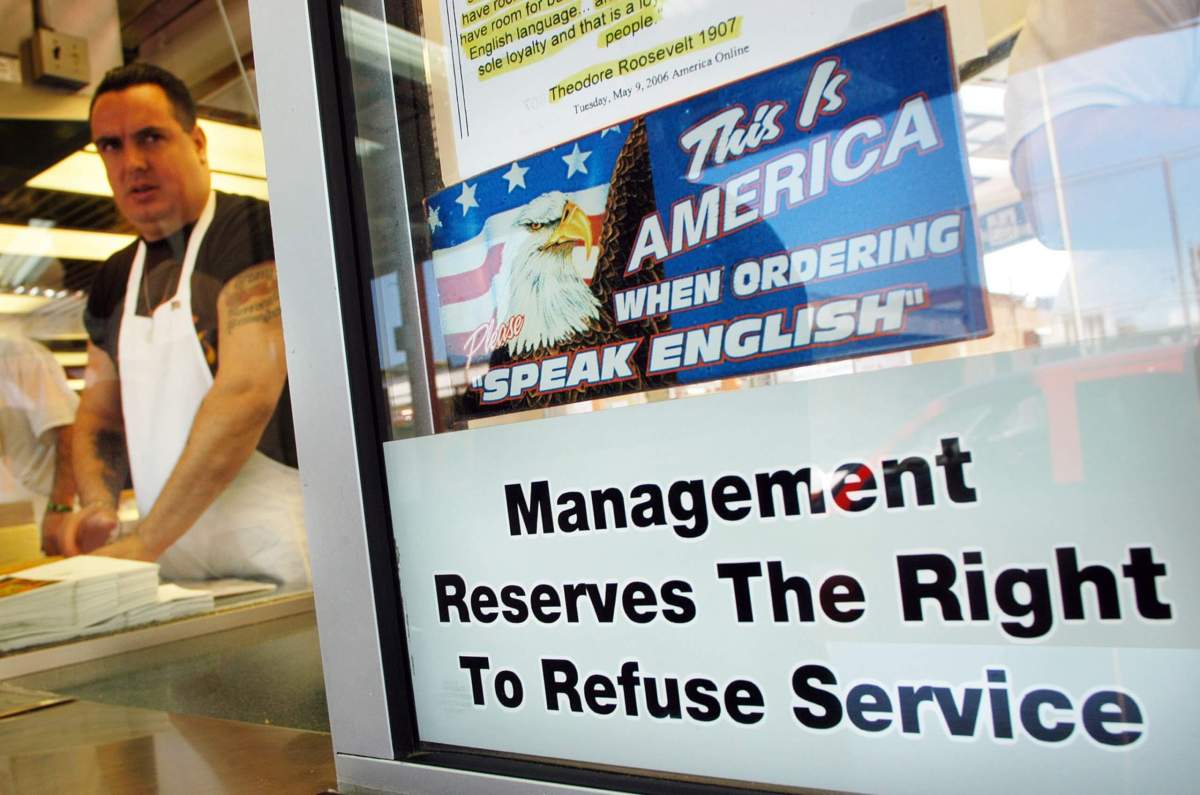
(85, 192, 297, 467)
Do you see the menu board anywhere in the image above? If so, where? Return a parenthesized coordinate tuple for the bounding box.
(424, 11, 990, 421)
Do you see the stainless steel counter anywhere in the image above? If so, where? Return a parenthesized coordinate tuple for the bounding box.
(0, 694, 336, 794)
(9, 610, 329, 733)
(0, 587, 315, 680)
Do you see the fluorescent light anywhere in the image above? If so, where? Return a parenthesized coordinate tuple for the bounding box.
(53, 351, 88, 367)
(26, 151, 108, 195)
(212, 172, 269, 200)
(0, 293, 51, 313)
(26, 118, 269, 197)
(959, 82, 1006, 118)
(969, 156, 1011, 179)
(78, 119, 265, 177)
(28, 149, 268, 200)
(198, 119, 267, 178)
(28, 150, 270, 199)
(0, 224, 135, 260)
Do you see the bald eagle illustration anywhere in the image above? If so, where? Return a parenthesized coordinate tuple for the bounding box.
(502, 191, 600, 357)
(461, 118, 671, 418)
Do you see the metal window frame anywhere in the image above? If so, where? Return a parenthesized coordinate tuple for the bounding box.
(250, 2, 836, 792)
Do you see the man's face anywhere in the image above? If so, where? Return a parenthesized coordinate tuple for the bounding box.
(90, 84, 211, 240)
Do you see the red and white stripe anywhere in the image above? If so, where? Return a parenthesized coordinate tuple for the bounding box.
(433, 185, 610, 355)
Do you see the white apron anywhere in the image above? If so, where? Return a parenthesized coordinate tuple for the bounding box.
(118, 192, 310, 584)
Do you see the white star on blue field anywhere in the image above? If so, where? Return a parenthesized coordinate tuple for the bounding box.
(427, 125, 631, 249)
(562, 143, 591, 178)
(502, 161, 529, 193)
(454, 181, 479, 215)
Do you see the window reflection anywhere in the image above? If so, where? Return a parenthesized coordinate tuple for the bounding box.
(1007, 0, 1200, 344)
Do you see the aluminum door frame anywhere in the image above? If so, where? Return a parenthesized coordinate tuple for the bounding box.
(250, 2, 612, 792)
(250, 3, 768, 793)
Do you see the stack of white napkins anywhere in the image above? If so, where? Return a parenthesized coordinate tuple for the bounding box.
(0, 556, 211, 652)
(171, 578, 276, 600)
(120, 584, 214, 626)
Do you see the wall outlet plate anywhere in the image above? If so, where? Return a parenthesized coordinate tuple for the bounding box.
(30, 28, 89, 89)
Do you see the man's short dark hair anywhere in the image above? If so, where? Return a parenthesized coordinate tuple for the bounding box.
(90, 63, 197, 131)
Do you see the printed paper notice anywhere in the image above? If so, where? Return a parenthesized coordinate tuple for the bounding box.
(434, 0, 907, 178)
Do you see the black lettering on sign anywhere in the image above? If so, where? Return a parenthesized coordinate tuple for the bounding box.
(895, 546, 1172, 639)
(540, 658, 764, 723)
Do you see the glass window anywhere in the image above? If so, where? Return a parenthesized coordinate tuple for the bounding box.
(334, 1, 1198, 791)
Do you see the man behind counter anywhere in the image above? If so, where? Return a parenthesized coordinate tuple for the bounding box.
(50, 63, 309, 584)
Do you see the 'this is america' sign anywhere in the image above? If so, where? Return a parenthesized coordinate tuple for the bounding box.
(424, 10, 989, 421)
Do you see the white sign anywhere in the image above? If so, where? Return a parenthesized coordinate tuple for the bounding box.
(383, 343, 1199, 793)
(429, 0, 907, 178)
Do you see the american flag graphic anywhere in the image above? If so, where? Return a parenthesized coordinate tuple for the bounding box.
(426, 125, 631, 360)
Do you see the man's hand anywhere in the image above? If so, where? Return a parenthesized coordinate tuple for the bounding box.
(41, 510, 68, 556)
(58, 503, 120, 556)
(92, 532, 155, 562)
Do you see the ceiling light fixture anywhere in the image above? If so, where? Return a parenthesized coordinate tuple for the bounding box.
(25, 118, 269, 199)
(0, 224, 135, 261)
(0, 293, 52, 314)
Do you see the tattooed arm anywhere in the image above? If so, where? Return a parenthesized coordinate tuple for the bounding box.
(91, 262, 288, 561)
(55, 343, 129, 555)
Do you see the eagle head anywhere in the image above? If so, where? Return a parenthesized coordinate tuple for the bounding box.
(517, 190, 595, 258)
(503, 191, 600, 357)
